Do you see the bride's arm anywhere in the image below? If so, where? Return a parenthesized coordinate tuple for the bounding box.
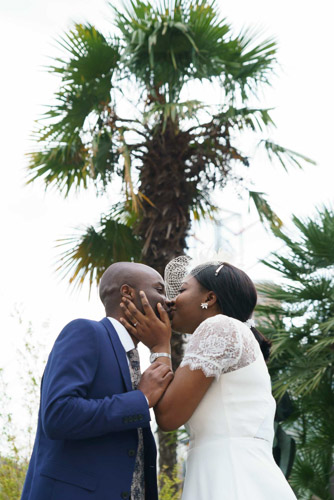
(119, 293, 214, 431)
(153, 366, 213, 431)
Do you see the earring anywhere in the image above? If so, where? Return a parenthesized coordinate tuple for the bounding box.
(201, 302, 208, 309)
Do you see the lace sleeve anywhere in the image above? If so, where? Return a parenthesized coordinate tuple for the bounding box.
(180, 315, 258, 379)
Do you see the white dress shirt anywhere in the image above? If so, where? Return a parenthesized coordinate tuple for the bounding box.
(107, 317, 135, 365)
(107, 317, 149, 406)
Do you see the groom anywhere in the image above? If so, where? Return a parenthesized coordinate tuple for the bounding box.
(21, 262, 173, 500)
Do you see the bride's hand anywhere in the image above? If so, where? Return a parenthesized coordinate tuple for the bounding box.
(120, 291, 172, 352)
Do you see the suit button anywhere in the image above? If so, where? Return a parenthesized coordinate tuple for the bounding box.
(138, 414, 143, 420)
(121, 492, 129, 499)
(128, 449, 136, 457)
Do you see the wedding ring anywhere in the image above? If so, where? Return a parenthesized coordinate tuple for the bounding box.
(133, 322, 137, 327)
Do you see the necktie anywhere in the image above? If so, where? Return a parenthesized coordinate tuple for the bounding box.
(127, 348, 145, 500)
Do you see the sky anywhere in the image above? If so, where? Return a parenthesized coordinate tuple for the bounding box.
(1, 0, 333, 439)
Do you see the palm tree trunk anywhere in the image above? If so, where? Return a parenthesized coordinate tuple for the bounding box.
(137, 120, 193, 477)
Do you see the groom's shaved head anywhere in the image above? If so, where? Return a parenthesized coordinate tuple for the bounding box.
(99, 262, 165, 316)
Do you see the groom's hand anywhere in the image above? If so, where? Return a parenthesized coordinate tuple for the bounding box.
(138, 362, 173, 408)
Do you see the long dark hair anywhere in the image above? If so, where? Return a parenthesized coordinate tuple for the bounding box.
(192, 262, 271, 361)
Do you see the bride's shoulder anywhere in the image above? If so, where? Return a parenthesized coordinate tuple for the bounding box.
(198, 314, 237, 327)
(195, 314, 239, 334)
(194, 314, 250, 339)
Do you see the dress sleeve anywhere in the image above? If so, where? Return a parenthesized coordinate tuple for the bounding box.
(180, 315, 244, 380)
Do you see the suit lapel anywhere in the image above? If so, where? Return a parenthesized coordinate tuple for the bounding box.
(101, 317, 133, 392)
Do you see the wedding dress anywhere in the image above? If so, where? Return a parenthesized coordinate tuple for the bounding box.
(180, 314, 297, 500)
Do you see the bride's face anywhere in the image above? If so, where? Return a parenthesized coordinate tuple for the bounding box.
(169, 275, 209, 334)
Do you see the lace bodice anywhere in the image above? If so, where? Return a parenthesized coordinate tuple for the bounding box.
(180, 314, 259, 379)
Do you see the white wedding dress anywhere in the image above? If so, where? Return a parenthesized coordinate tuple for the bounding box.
(180, 314, 297, 500)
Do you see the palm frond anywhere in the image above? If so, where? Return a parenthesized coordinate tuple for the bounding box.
(216, 106, 275, 132)
(143, 100, 205, 128)
(262, 208, 334, 281)
(91, 130, 120, 187)
(292, 208, 334, 267)
(40, 24, 121, 142)
(190, 190, 218, 221)
(56, 209, 143, 290)
(248, 191, 282, 229)
(114, 0, 277, 102)
(27, 128, 121, 194)
(221, 28, 277, 97)
(27, 137, 90, 195)
(259, 140, 316, 171)
(318, 316, 334, 334)
(260, 206, 334, 496)
(256, 281, 286, 301)
(307, 335, 334, 354)
(289, 448, 333, 500)
(107, 200, 143, 227)
(119, 131, 142, 213)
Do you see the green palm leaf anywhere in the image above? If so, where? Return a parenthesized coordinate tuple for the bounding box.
(292, 207, 334, 267)
(27, 137, 90, 194)
(259, 206, 334, 498)
(216, 106, 275, 132)
(43, 24, 120, 142)
(115, 0, 277, 101)
(57, 209, 143, 290)
(260, 140, 316, 171)
(28, 24, 123, 194)
(27, 129, 120, 194)
(248, 191, 282, 229)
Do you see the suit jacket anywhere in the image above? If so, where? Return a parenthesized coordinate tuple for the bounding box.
(21, 317, 158, 500)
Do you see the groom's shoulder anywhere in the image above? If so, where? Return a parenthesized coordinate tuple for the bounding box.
(65, 317, 103, 328)
(51, 318, 109, 351)
(59, 318, 106, 338)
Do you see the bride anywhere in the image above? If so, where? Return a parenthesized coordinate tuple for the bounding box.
(120, 258, 297, 499)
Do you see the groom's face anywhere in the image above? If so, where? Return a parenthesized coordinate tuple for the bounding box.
(133, 269, 167, 316)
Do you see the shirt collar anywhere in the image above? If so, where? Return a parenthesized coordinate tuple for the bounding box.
(107, 317, 135, 353)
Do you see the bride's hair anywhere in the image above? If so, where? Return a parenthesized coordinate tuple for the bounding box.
(192, 262, 271, 361)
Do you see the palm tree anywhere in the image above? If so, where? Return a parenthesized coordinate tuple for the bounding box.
(257, 206, 334, 499)
(27, 0, 313, 474)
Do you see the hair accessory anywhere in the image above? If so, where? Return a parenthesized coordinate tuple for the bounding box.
(245, 318, 255, 329)
(164, 255, 192, 300)
(164, 255, 225, 300)
(201, 302, 208, 310)
(215, 264, 224, 276)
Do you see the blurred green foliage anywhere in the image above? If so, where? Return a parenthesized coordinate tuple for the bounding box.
(258, 206, 334, 500)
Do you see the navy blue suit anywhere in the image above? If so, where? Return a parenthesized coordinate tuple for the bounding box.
(21, 317, 158, 500)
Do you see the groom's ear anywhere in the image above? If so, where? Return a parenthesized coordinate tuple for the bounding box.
(120, 284, 136, 301)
